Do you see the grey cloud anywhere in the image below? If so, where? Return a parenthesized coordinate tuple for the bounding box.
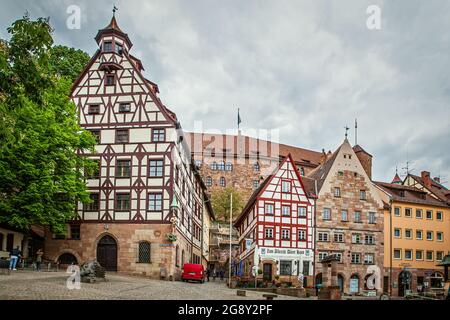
(0, 0, 448, 182)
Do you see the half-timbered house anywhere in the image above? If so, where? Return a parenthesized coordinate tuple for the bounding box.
(234, 154, 317, 286)
(44, 16, 209, 280)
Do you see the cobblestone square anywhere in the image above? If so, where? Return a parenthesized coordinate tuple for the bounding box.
(0, 271, 302, 300)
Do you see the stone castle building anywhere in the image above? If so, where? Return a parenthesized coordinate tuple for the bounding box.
(186, 132, 324, 201)
(44, 16, 214, 279)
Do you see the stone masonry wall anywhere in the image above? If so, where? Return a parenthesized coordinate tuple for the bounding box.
(315, 170, 384, 294)
(44, 223, 193, 280)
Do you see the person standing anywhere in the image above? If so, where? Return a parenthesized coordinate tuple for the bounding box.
(220, 269, 224, 281)
(35, 249, 44, 272)
(9, 246, 22, 271)
(206, 268, 210, 282)
(212, 269, 217, 281)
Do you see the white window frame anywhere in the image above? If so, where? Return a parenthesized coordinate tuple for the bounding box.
(394, 249, 402, 260)
(404, 249, 413, 261)
(416, 230, 423, 240)
(323, 208, 331, 220)
(265, 228, 274, 239)
(298, 207, 307, 218)
(416, 250, 423, 261)
(298, 230, 306, 241)
(364, 253, 374, 264)
(405, 229, 412, 239)
(334, 233, 344, 243)
(351, 253, 361, 264)
(281, 229, 290, 240)
(281, 205, 291, 217)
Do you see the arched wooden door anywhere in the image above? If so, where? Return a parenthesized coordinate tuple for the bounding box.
(263, 263, 272, 281)
(97, 235, 117, 271)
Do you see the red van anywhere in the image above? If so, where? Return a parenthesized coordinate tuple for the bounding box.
(182, 263, 205, 283)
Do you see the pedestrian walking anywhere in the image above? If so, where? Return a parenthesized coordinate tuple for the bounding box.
(220, 269, 224, 281)
(9, 246, 22, 271)
(35, 249, 44, 272)
(212, 269, 216, 281)
(206, 268, 210, 282)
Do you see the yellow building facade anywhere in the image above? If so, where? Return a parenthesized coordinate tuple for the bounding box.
(376, 181, 450, 296)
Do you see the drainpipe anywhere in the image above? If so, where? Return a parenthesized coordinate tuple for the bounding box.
(313, 180, 318, 286)
(389, 197, 393, 296)
(200, 195, 204, 266)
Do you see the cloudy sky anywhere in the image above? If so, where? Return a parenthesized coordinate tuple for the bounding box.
(1, 0, 449, 183)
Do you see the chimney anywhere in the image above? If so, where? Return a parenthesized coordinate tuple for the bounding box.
(320, 149, 327, 164)
(433, 177, 440, 183)
(421, 171, 431, 188)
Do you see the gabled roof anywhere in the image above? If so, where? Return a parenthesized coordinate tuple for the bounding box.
(234, 173, 273, 227)
(234, 154, 316, 226)
(307, 144, 341, 193)
(409, 174, 450, 204)
(374, 181, 448, 207)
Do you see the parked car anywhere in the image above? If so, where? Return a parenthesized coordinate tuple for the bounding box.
(182, 263, 205, 283)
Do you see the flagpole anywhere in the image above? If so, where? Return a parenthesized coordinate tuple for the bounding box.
(228, 193, 233, 287)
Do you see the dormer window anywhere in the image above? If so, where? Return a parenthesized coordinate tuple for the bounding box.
(115, 42, 123, 55)
(103, 41, 113, 52)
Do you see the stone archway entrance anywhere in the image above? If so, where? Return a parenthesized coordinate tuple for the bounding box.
(97, 235, 117, 271)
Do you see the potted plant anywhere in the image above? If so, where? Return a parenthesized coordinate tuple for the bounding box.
(166, 233, 177, 242)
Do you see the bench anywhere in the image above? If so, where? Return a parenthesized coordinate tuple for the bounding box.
(263, 294, 277, 300)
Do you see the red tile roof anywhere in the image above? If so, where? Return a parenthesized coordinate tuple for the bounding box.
(185, 132, 322, 167)
(374, 181, 448, 207)
(409, 174, 449, 204)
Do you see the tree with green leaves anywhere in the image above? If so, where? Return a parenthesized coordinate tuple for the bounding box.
(0, 15, 96, 234)
(48, 45, 90, 83)
(211, 187, 245, 222)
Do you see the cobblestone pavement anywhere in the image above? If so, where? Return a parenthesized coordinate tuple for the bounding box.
(0, 270, 302, 300)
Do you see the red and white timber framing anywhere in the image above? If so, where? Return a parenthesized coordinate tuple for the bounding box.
(235, 154, 316, 276)
(71, 17, 203, 256)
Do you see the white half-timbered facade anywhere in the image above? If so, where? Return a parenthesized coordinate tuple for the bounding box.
(234, 154, 316, 285)
(44, 16, 207, 278)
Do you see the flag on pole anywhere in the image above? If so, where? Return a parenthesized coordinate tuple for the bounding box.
(237, 108, 242, 129)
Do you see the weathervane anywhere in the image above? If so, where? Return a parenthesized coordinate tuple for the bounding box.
(344, 126, 349, 140)
(113, 5, 118, 16)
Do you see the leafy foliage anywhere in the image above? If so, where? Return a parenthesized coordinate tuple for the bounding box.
(48, 45, 90, 83)
(0, 15, 96, 233)
(211, 187, 244, 222)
